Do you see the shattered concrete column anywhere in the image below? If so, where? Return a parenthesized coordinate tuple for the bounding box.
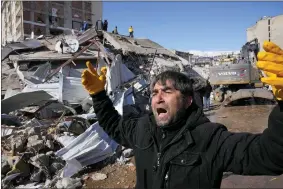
(63, 1, 72, 29)
(45, 1, 50, 35)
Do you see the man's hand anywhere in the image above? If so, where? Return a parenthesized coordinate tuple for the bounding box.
(81, 61, 107, 95)
(257, 41, 283, 100)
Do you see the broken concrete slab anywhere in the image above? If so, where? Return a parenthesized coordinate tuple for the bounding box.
(2, 73, 23, 99)
(1, 39, 43, 61)
(1, 114, 22, 127)
(77, 28, 98, 45)
(30, 154, 50, 170)
(27, 126, 41, 136)
(10, 135, 27, 153)
(9, 50, 98, 62)
(1, 90, 53, 114)
(6, 156, 30, 177)
(27, 137, 45, 152)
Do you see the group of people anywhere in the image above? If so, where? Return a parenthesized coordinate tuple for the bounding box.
(95, 19, 135, 38)
(112, 25, 134, 38)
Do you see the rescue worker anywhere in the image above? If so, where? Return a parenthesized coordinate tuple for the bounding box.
(81, 41, 283, 189)
(112, 26, 118, 34)
(129, 26, 134, 38)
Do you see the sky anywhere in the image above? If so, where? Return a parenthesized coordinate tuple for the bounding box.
(103, 1, 283, 52)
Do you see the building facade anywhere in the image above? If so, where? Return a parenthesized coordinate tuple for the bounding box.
(1, 1, 103, 45)
(247, 14, 283, 51)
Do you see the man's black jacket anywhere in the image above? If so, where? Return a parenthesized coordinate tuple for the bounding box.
(92, 91, 283, 189)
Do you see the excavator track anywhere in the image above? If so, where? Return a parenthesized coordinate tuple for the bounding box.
(221, 88, 275, 106)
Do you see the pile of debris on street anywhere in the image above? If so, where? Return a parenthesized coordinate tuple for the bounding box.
(1, 28, 207, 188)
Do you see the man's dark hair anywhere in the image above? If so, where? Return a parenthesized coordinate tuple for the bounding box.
(150, 70, 193, 96)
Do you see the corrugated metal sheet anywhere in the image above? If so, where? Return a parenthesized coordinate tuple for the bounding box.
(21, 66, 89, 105)
(61, 75, 89, 104)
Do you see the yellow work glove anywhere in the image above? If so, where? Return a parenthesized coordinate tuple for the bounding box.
(256, 41, 283, 101)
(81, 61, 107, 95)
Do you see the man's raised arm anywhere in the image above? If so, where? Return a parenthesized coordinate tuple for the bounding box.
(81, 62, 138, 148)
(213, 41, 283, 176)
(212, 102, 283, 175)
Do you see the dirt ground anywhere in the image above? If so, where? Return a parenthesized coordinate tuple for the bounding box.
(84, 104, 283, 188)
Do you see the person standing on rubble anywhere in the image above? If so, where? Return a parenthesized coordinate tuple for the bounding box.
(112, 26, 118, 34)
(103, 19, 108, 31)
(129, 26, 134, 38)
(82, 21, 88, 32)
(81, 41, 283, 189)
(202, 78, 212, 111)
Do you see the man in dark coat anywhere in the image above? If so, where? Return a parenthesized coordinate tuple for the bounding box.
(103, 19, 108, 31)
(202, 79, 212, 110)
(81, 41, 283, 189)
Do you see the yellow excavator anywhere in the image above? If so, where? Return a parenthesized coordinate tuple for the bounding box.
(209, 38, 274, 105)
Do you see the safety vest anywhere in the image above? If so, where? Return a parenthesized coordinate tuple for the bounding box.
(129, 27, 133, 33)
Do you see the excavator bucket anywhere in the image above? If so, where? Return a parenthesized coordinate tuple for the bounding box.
(222, 88, 275, 106)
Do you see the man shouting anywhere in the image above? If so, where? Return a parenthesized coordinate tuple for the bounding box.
(81, 41, 283, 189)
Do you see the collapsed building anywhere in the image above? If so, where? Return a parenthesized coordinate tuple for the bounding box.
(1, 28, 207, 188)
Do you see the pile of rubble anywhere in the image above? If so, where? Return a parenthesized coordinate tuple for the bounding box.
(1, 28, 207, 188)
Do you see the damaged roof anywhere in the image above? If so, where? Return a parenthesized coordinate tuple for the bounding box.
(103, 32, 180, 59)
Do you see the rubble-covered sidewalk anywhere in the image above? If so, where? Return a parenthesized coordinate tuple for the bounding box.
(1, 28, 207, 188)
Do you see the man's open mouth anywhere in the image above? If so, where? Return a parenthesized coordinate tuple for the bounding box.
(157, 108, 168, 116)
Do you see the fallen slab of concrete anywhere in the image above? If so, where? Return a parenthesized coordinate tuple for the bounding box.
(1, 90, 54, 114)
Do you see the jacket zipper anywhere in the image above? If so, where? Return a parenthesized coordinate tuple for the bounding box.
(157, 152, 161, 167)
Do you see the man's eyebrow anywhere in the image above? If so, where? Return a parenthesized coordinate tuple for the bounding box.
(162, 86, 174, 91)
(152, 85, 175, 92)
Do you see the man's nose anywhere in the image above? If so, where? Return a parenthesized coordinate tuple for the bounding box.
(155, 92, 164, 103)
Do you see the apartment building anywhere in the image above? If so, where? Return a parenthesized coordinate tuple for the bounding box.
(247, 14, 283, 51)
(1, 1, 103, 45)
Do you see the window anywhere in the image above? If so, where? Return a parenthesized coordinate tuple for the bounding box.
(72, 21, 82, 30)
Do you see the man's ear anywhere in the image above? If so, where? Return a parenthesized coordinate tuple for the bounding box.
(185, 96, 193, 109)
